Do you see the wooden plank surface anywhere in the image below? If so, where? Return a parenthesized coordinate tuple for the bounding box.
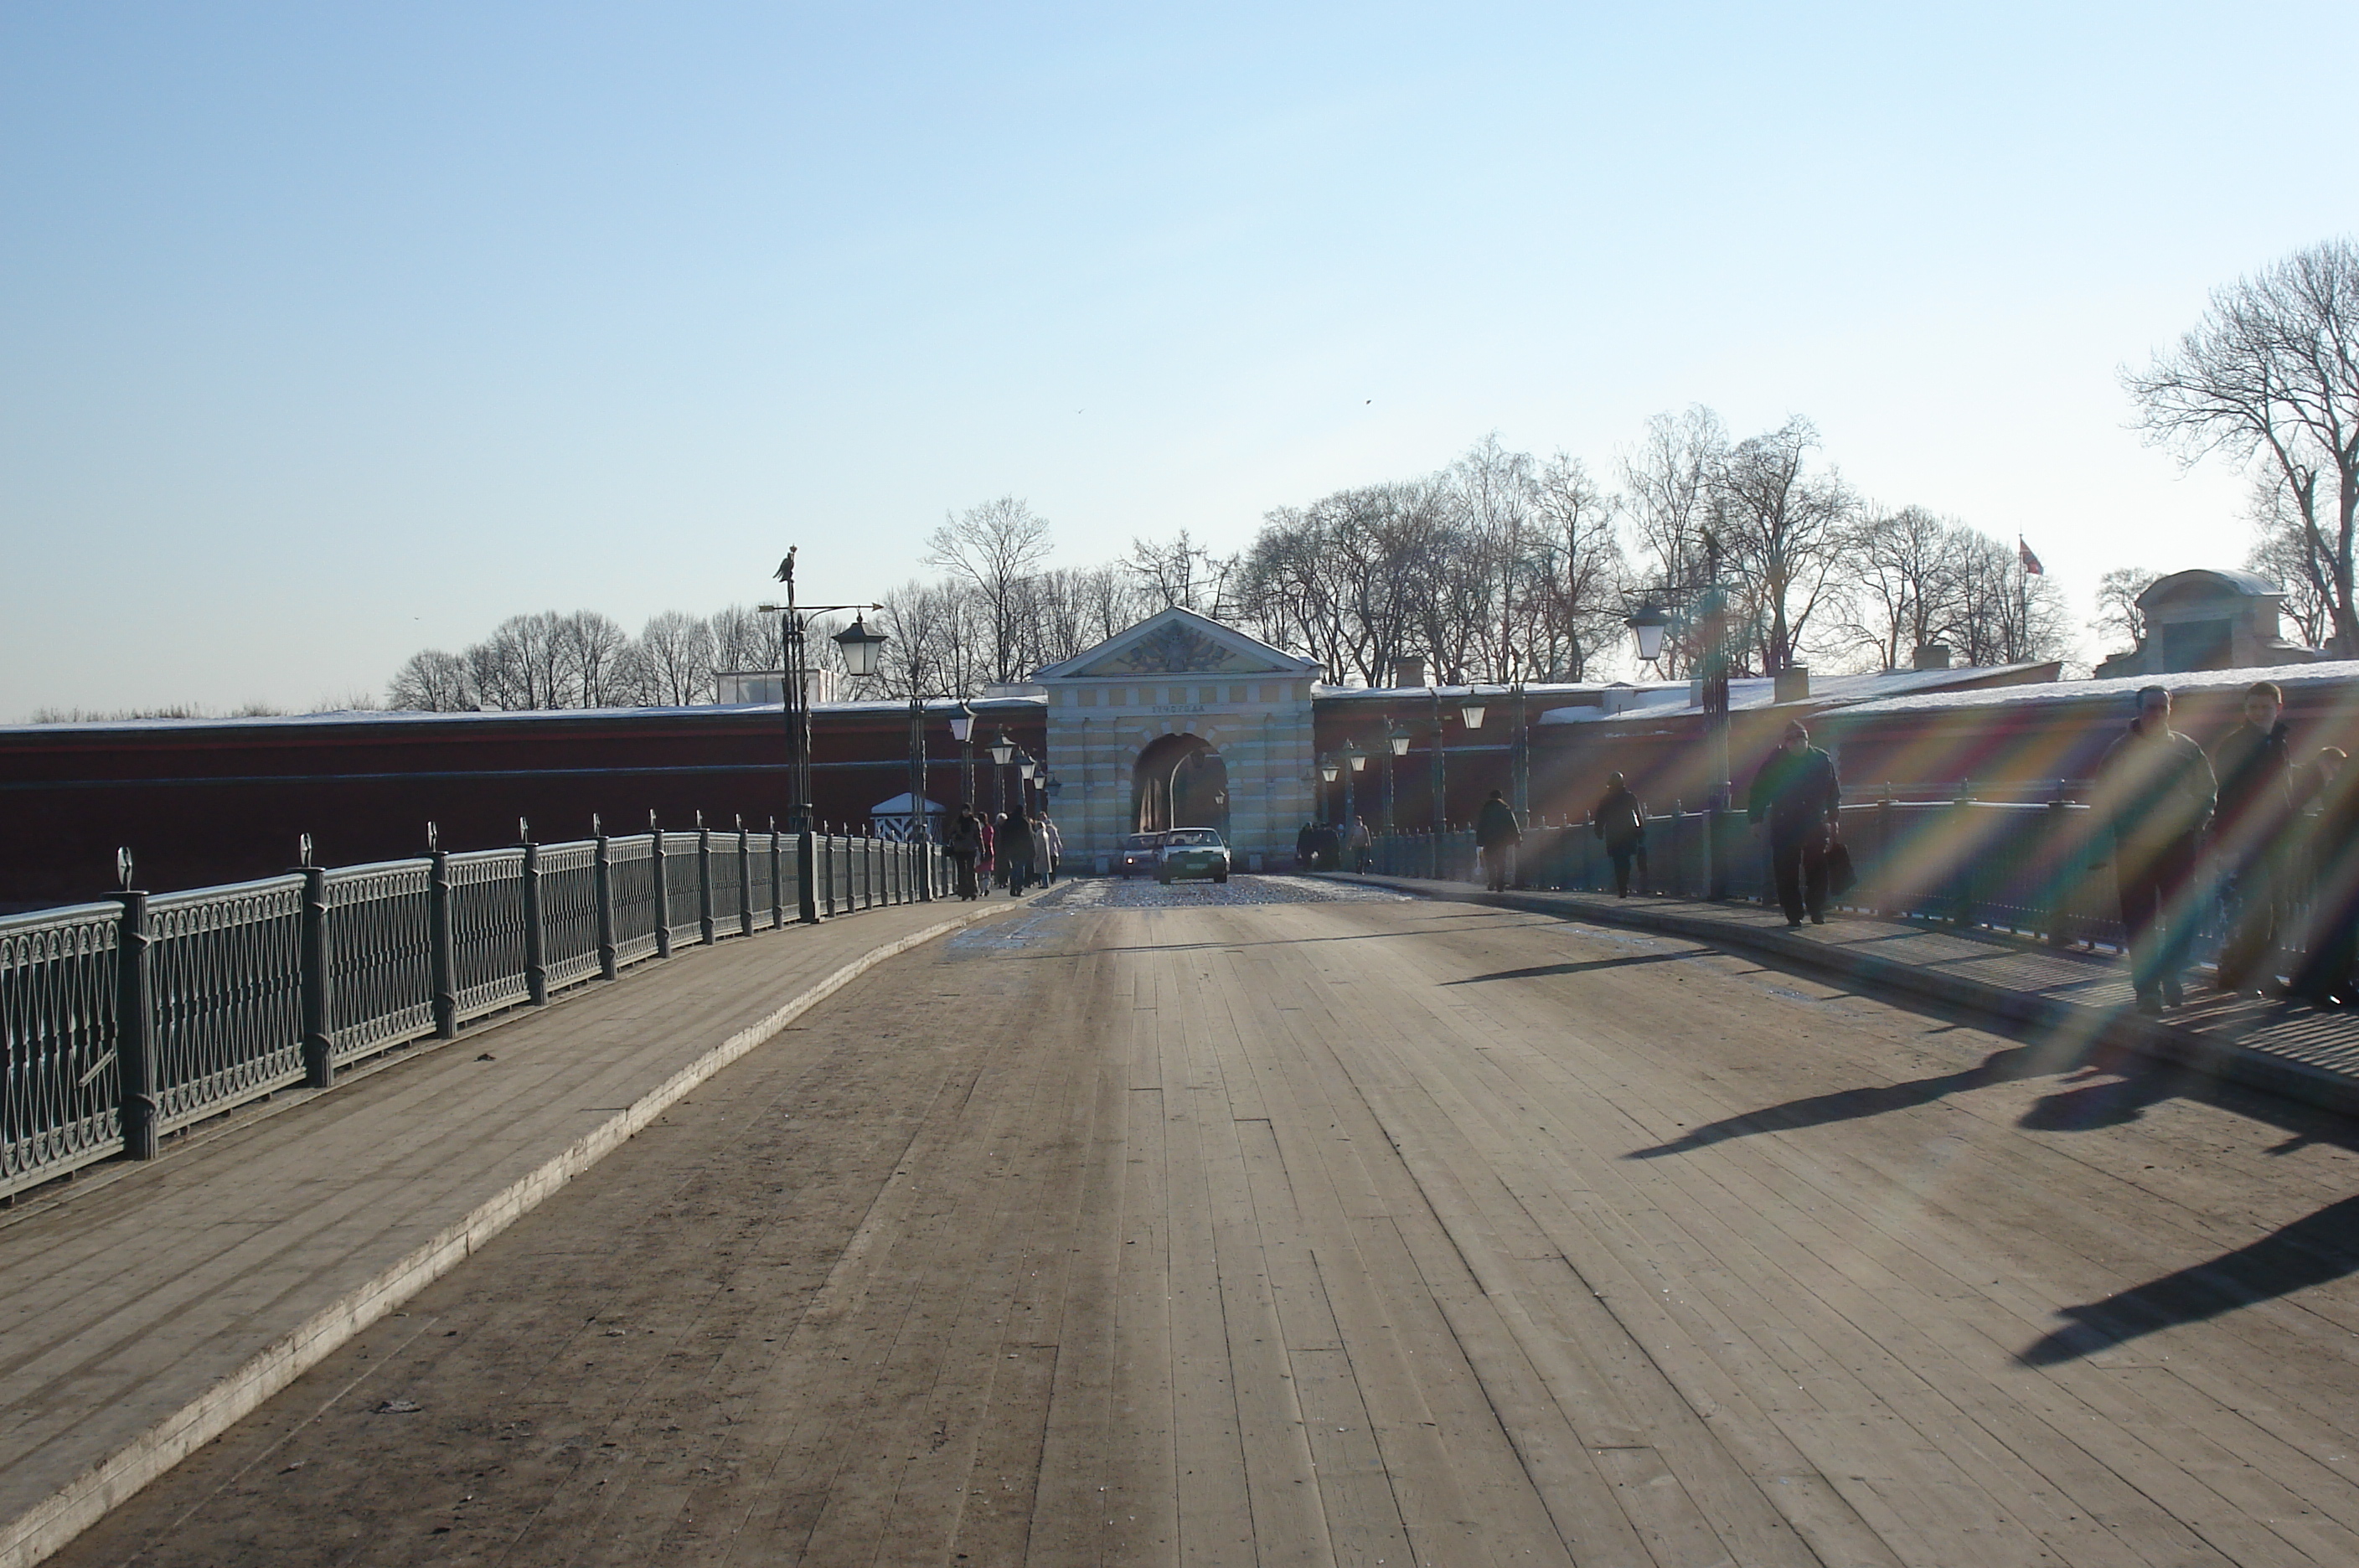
(30, 876, 2359, 1567)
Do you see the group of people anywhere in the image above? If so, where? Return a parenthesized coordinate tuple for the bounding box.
(1578, 720, 1844, 923)
(2093, 680, 2359, 1014)
(942, 807, 1062, 900)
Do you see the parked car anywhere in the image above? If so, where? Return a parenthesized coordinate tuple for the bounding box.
(1157, 827, 1231, 884)
(1117, 832, 1164, 877)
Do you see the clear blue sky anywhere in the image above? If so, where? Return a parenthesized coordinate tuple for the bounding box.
(4, 1, 2353, 718)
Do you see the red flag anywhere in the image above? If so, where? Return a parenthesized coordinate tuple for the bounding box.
(2017, 537, 2044, 575)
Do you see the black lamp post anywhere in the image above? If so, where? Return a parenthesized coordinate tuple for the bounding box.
(1385, 720, 1408, 833)
(949, 702, 976, 807)
(1427, 687, 1448, 836)
(989, 730, 1015, 818)
(1341, 740, 1365, 838)
(1624, 536, 1734, 899)
(760, 550, 884, 923)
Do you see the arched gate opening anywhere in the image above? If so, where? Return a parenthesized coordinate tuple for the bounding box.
(1133, 733, 1229, 838)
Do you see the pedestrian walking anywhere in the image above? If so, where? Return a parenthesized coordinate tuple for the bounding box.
(1348, 815, 1373, 874)
(2209, 681, 2294, 993)
(1037, 813, 1063, 885)
(946, 809, 983, 900)
(977, 813, 997, 894)
(1747, 720, 1840, 926)
(2091, 685, 2217, 1014)
(1475, 789, 1521, 892)
(1295, 821, 1316, 873)
(999, 812, 1035, 895)
(1591, 771, 1649, 897)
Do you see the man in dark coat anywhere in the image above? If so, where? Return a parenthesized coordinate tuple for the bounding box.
(1747, 720, 1840, 926)
(2208, 680, 2293, 993)
(1591, 771, 1648, 897)
(1475, 789, 1521, 892)
(2092, 685, 2217, 1013)
(999, 812, 1036, 895)
(946, 810, 983, 900)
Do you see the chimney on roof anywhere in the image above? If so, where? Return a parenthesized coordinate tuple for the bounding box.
(1912, 642, 1952, 672)
(1773, 665, 1811, 704)
(1392, 656, 1426, 689)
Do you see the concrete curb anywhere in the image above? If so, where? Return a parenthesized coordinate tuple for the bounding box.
(1343, 875, 2359, 1118)
(0, 901, 1012, 1568)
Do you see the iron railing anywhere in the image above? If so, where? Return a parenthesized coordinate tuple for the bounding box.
(1, 824, 950, 1199)
(1361, 797, 2306, 961)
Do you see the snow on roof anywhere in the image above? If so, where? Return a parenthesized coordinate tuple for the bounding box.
(1830, 658, 2359, 720)
(0, 693, 1045, 739)
(1534, 663, 2054, 725)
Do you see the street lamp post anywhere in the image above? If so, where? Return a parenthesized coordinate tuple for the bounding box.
(1624, 537, 1735, 899)
(949, 703, 976, 808)
(1385, 720, 1408, 834)
(1427, 687, 1448, 839)
(1341, 740, 1365, 841)
(989, 730, 1015, 819)
(759, 548, 883, 923)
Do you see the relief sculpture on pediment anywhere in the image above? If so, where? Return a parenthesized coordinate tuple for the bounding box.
(1092, 623, 1255, 676)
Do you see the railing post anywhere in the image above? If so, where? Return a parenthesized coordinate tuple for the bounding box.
(824, 829, 839, 918)
(522, 828, 549, 1005)
(429, 845, 458, 1037)
(115, 885, 158, 1160)
(798, 824, 820, 924)
(651, 818, 674, 958)
(1949, 785, 1975, 927)
(594, 822, 618, 979)
(770, 823, 785, 928)
(738, 824, 755, 937)
(299, 864, 334, 1089)
(2042, 795, 2073, 947)
(697, 816, 716, 945)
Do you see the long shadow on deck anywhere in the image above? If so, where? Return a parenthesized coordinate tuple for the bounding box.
(2019, 1194, 2359, 1365)
(1443, 950, 1703, 984)
(1623, 1041, 2078, 1159)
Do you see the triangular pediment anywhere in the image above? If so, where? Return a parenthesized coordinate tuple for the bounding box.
(1035, 607, 1319, 681)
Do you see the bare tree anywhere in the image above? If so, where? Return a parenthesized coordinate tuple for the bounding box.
(927, 497, 1053, 683)
(636, 611, 717, 706)
(1840, 506, 1967, 670)
(1523, 451, 1624, 679)
(709, 604, 778, 675)
(1125, 530, 1236, 618)
(2245, 484, 2336, 647)
(1618, 406, 1728, 675)
(387, 649, 476, 711)
(2126, 237, 2359, 652)
(557, 611, 632, 707)
(1713, 418, 1853, 673)
(2088, 566, 2161, 659)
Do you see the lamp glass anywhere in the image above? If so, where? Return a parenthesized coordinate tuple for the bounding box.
(1460, 702, 1487, 729)
(1348, 750, 1367, 771)
(989, 735, 1014, 765)
(1018, 757, 1037, 781)
(1629, 607, 1670, 663)
(831, 614, 888, 678)
(1319, 761, 1340, 782)
(1390, 730, 1412, 756)
(948, 704, 974, 743)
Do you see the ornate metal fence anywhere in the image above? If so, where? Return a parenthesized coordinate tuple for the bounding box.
(1365, 797, 2243, 959)
(1, 902, 121, 1194)
(0, 823, 953, 1200)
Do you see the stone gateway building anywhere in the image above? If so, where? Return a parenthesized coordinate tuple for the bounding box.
(1033, 607, 1324, 870)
